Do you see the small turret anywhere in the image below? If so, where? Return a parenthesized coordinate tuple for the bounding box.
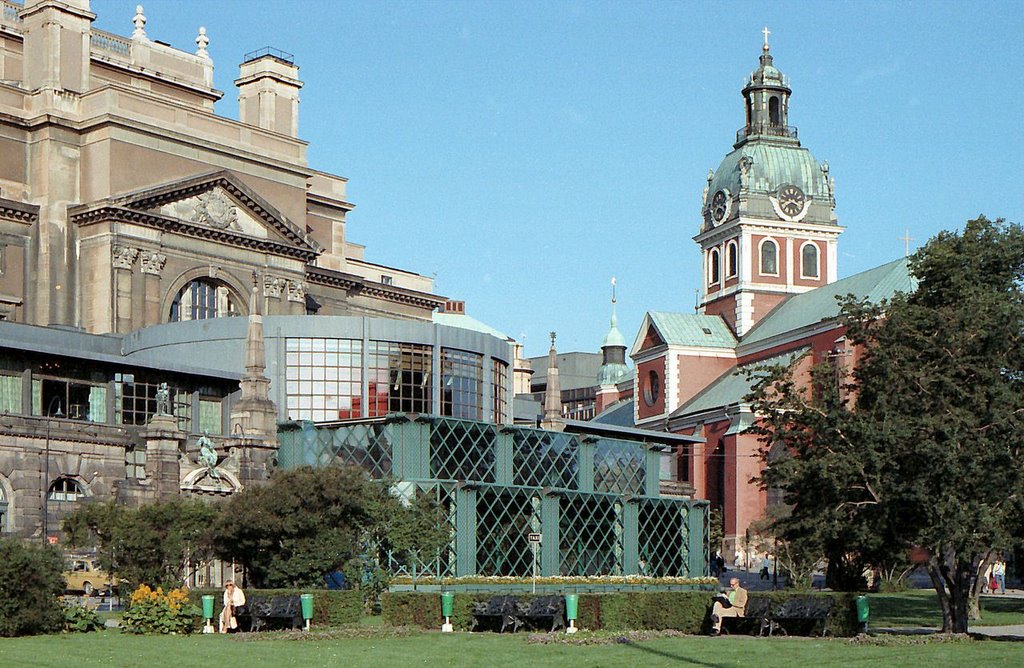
(597, 277, 628, 386)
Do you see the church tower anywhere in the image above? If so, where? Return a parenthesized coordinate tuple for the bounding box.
(695, 30, 842, 336)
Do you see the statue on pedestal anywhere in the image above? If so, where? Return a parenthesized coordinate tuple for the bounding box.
(155, 383, 171, 416)
(197, 431, 220, 479)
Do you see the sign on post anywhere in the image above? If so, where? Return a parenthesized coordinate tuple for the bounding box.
(528, 532, 542, 543)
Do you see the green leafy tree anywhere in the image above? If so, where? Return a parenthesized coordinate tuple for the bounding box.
(210, 466, 378, 588)
(0, 539, 66, 636)
(748, 217, 1024, 633)
(62, 499, 218, 590)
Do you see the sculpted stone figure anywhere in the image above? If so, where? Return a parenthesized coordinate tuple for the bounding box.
(198, 431, 220, 479)
(155, 382, 171, 416)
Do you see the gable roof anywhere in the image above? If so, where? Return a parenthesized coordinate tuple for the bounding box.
(740, 258, 914, 348)
(69, 170, 323, 261)
(632, 311, 738, 355)
(670, 347, 809, 419)
(592, 398, 635, 427)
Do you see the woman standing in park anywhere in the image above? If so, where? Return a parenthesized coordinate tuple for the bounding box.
(220, 581, 246, 633)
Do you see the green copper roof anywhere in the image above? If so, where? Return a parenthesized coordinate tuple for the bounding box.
(646, 312, 738, 349)
(741, 257, 914, 347)
(670, 348, 808, 418)
(597, 362, 629, 385)
(602, 306, 627, 348)
(709, 141, 828, 203)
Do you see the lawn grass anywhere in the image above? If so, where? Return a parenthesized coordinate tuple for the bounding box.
(1, 629, 1022, 668)
(869, 589, 1024, 628)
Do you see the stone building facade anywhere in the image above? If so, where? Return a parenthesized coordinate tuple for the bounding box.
(0, 1, 516, 544)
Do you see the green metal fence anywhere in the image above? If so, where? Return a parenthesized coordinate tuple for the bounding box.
(278, 414, 708, 578)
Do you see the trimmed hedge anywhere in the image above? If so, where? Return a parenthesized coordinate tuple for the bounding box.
(380, 590, 861, 637)
(188, 588, 362, 627)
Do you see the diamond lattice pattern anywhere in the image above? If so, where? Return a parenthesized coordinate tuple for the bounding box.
(559, 493, 623, 576)
(639, 498, 691, 577)
(385, 482, 457, 578)
(593, 438, 645, 495)
(475, 489, 541, 577)
(430, 418, 495, 482)
(512, 428, 579, 489)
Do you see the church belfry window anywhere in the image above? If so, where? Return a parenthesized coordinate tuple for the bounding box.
(769, 96, 781, 126)
(801, 242, 820, 279)
(760, 239, 778, 276)
(726, 241, 738, 279)
(170, 279, 240, 322)
(709, 249, 721, 285)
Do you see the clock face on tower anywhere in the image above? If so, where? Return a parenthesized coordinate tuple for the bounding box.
(777, 185, 806, 217)
(711, 189, 730, 223)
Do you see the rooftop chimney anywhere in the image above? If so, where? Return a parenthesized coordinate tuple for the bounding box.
(235, 47, 302, 138)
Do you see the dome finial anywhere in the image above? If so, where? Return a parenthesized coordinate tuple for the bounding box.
(762, 26, 771, 52)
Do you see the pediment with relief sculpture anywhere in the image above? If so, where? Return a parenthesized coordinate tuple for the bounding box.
(69, 170, 323, 261)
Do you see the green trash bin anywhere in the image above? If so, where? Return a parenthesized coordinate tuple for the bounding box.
(441, 591, 455, 618)
(856, 595, 869, 631)
(201, 595, 215, 620)
(565, 593, 579, 633)
(300, 593, 315, 628)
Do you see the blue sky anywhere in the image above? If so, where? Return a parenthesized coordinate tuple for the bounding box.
(91, 1, 1024, 358)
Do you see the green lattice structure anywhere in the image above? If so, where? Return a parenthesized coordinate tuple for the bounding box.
(278, 415, 708, 578)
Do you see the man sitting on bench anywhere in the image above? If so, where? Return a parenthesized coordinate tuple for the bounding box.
(710, 577, 748, 636)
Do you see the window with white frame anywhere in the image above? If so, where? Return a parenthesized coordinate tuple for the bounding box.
(726, 240, 738, 278)
(760, 238, 779, 276)
(801, 242, 820, 279)
(709, 248, 721, 285)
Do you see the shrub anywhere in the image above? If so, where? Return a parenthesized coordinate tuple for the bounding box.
(63, 602, 103, 633)
(187, 588, 363, 627)
(121, 585, 201, 634)
(0, 538, 65, 637)
(381, 591, 862, 637)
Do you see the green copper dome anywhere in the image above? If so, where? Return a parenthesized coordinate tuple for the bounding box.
(708, 142, 828, 202)
(597, 361, 628, 385)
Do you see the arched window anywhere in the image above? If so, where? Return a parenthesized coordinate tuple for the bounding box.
(801, 242, 820, 279)
(769, 96, 781, 126)
(726, 241, 738, 279)
(709, 249, 721, 285)
(170, 279, 240, 322)
(0, 484, 7, 533)
(760, 239, 778, 275)
(48, 477, 85, 503)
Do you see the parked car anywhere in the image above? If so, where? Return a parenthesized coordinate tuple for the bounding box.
(63, 557, 115, 596)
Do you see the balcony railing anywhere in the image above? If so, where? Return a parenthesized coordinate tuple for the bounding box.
(736, 123, 798, 144)
(90, 29, 132, 58)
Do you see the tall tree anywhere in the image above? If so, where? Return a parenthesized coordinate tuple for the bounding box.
(750, 217, 1024, 633)
(62, 499, 218, 590)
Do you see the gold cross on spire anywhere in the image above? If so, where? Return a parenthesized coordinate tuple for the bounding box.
(899, 229, 915, 257)
(762, 26, 771, 50)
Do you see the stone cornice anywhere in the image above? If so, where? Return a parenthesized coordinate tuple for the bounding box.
(306, 191, 355, 213)
(0, 197, 37, 223)
(68, 204, 320, 262)
(306, 266, 447, 310)
(693, 217, 845, 246)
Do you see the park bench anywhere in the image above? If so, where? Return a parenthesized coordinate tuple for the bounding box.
(518, 595, 566, 632)
(719, 596, 771, 635)
(764, 596, 835, 637)
(235, 594, 304, 632)
(471, 595, 522, 633)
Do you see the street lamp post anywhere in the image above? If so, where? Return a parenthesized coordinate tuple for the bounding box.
(41, 397, 63, 544)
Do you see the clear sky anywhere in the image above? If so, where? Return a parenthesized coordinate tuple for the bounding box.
(90, 0, 1024, 359)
